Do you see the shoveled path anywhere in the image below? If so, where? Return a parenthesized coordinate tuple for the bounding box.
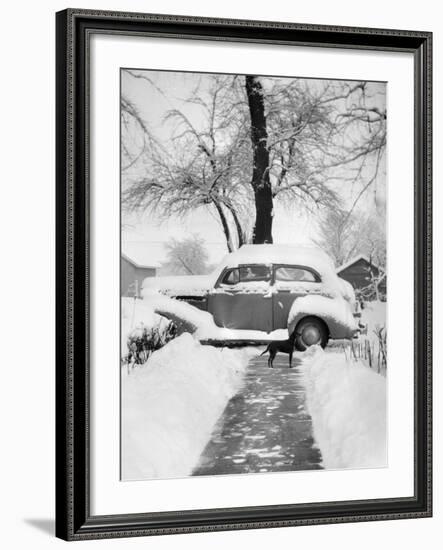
(192, 352, 322, 476)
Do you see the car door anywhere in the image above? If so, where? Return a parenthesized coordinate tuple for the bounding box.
(272, 264, 322, 329)
(208, 264, 273, 332)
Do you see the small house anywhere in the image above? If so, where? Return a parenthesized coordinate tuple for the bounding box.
(121, 253, 158, 297)
(336, 254, 386, 301)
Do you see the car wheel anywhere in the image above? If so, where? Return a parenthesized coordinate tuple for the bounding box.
(294, 316, 329, 351)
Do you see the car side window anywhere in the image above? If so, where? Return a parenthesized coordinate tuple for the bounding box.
(220, 265, 271, 286)
(239, 265, 271, 283)
(275, 266, 318, 282)
(221, 268, 240, 285)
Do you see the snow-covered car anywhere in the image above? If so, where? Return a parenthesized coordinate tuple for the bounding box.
(143, 244, 359, 349)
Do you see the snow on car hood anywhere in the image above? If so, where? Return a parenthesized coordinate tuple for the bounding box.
(142, 273, 216, 297)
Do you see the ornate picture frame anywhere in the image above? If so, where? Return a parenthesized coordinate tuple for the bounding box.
(55, 9, 432, 541)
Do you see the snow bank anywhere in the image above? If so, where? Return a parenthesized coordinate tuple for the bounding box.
(287, 294, 358, 339)
(143, 291, 288, 341)
(121, 333, 253, 480)
(300, 347, 387, 469)
(121, 297, 171, 352)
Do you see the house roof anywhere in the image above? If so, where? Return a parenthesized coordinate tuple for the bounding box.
(121, 250, 160, 269)
(336, 254, 376, 274)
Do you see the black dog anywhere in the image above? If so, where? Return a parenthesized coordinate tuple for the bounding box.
(260, 331, 297, 369)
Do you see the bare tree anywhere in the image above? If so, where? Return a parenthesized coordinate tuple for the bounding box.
(121, 70, 171, 173)
(123, 74, 249, 252)
(362, 265, 386, 301)
(122, 72, 386, 250)
(242, 77, 386, 242)
(121, 95, 151, 172)
(360, 216, 386, 269)
(315, 206, 386, 268)
(161, 235, 210, 276)
(314, 208, 361, 266)
(266, 79, 386, 212)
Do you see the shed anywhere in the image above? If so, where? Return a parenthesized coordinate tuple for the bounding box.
(336, 254, 386, 301)
(121, 253, 158, 297)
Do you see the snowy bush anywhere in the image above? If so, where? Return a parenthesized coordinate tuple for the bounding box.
(121, 298, 177, 367)
(125, 322, 177, 367)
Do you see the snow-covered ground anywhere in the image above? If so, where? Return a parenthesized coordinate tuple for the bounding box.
(121, 295, 387, 480)
(300, 346, 387, 470)
(121, 333, 257, 480)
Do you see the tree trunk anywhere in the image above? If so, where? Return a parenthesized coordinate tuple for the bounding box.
(224, 202, 245, 248)
(212, 200, 234, 252)
(245, 75, 273, 244)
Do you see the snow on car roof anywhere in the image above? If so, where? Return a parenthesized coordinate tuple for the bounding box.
(220, 244, 335, 273)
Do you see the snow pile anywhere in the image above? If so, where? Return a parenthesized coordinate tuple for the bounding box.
(143, 291, 288, 341)
(300, 346, 387, 469)
(121, 297, 171, 352)
(121, 333, 253, 480)
(287, 294, 358, 338)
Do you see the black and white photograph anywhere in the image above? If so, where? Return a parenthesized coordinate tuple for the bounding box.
(0, 0, 436, 546)
(120, 69, 388, 481)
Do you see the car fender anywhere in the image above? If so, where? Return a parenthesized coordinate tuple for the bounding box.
(287, 295, 358, 340)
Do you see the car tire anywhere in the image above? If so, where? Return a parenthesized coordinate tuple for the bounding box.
(294, 316, 329, 351)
